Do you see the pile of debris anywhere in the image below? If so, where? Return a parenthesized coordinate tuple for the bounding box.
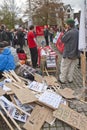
(0, 65, 87, 130)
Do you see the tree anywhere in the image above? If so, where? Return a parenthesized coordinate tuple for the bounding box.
(0, 0, 22, 29)
(24, 0, 65, 26)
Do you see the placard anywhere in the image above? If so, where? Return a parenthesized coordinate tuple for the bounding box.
(28, 81, 47, 92)
(12, 88, 37, 104)
(38, 91, 62, 109)
(23, 105, 49, 130)
(34, 73, 43, 83)
(0, 96, 28, 122)
(45, 109, 56, 125)
(43, 76, 58, 86)
(53, 104, 87, 130)
(58, 88, 75, 99)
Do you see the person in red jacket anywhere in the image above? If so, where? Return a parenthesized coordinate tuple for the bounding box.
(27, 25, 38, 68)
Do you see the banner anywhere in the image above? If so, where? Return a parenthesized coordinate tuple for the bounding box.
(36, 26, 44, 36)
(79, 0, 87, 51)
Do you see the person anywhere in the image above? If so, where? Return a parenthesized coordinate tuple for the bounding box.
(27, 25, 38, 68)
(0, 25, 10, 43)
(0, 41, 16, 78)
(44, 25, 49, 46)
(49, 27, 54, 43)
(59, 19, 79, 83)
(17, 27, 25, 49)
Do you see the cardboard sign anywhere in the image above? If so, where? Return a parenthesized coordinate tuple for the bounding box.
(45, 109, 56, 125)
(12, 88, 37, 104)
(44, 76, 58, 86)
(53, 104, 87, 130)
(23, 105, 49, 130)
(34, 73, 43, 83)
(58, 88, 75, 99)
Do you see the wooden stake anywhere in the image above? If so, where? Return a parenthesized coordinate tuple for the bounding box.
(13, 104, 30, 117)
(0, 111, 14, 130)
(0, 104, 22, 130)
(45, 68, 49, 76)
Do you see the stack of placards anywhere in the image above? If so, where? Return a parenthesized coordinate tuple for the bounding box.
(0, 96, 28, 123)
(38, 91, 62, 109)
(28, 81, 48, 92)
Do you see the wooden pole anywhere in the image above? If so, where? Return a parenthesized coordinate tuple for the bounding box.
(0, 111, 14, 130)
(0, 104, 22, 130)
(81, 51, 87, 101)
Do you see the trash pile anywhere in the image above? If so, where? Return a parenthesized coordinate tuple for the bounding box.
(0, 67, 87, 130)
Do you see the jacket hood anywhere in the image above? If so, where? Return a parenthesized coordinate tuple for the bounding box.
(2, 48, 11, 55)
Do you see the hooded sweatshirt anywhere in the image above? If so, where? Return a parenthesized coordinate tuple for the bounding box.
(0, 48, 16, 71)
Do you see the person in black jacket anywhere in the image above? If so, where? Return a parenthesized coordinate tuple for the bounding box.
(0, 25, 10, 43)
(17, 27, 25, 49)
(44, 25, 49, 46)
(59, 19, 79, 84)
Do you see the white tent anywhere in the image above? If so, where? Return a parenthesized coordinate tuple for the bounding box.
(79, 0, 87, 51)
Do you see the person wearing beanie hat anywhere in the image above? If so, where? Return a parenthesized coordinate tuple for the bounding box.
(66, 19, 75, 25)
(59, 18, 79, 84)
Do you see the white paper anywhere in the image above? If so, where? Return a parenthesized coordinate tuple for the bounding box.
(28, 81, 47, 92)
(39, 91, 62, 109)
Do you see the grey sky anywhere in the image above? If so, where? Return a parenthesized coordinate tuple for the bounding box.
(62, 0, 83, 12)
(0, 0, 83, 12)
(17, 0, 83, 12)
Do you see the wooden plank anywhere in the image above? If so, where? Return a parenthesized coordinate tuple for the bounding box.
(81, 53, 86, 87)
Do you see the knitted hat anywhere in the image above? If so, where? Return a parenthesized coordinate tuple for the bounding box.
(66, 19, 75, 25)
(0, 41, 10, 48)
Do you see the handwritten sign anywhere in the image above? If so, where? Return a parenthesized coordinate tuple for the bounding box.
(23, 105, 49, 130)
(53, 104, 87, 130)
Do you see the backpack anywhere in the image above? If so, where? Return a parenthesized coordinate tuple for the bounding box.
(16, 48, 27, 60)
